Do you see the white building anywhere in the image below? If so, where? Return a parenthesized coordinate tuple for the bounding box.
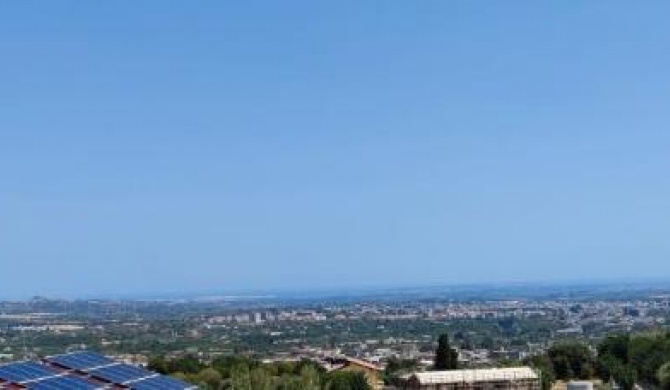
(403, 367, 540, 390)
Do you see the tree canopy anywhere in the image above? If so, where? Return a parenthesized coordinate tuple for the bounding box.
(147, 355, 374, 390)
(525, 332, 670, 390)
(434, 332, 459, 370)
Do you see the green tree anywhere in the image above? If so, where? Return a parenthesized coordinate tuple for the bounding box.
(384, 357, 419, 385)
(548, 342, 595, 380)
(658, 362, 670, 390)
(147, 356, 169, 374)
(197, 367, 223, 390)
(608, 364, 637, 390)
(300, 365, 322, 389)
(628, 334, 670, 384)
(326, 371, 371, 390)
(249, 367, 272, 390)
(230, 363, 252, 390)
(171, 372, 189, 382)
(598, 334, 630, 365)
(525, 354, 555, 390)
(169, 355, 203, 375)
(275, 374, 305, 390)
(211, 356, 256, 379)
(596, 335, 636, 389)
(434, 333, 459, 370)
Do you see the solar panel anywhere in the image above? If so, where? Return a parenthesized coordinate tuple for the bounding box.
(0, 361, 59, 383)
(0, 352, 196, 389)
(27, 375, 101, 390)
(47, 352, 114, 370)
(89, 363, 153, 384)
(131, 375, 195, 390)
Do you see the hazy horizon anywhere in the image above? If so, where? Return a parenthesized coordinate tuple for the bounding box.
(7, 276, 670, 302)
(2, 2, 670, 298)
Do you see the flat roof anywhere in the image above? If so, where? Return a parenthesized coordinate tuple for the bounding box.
(408, 367, 539, 385)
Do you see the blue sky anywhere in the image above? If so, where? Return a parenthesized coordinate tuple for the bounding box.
(1, 2, 670, 299)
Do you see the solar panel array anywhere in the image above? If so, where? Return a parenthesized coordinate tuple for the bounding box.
(132, 375, 197, 390)
(0, 351, 196, 389)
(29, 375, 99, 390)
(88, 363, 154, 384)
(0, 361, 58, 383)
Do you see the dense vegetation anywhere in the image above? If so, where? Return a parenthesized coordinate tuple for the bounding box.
(148, 355, 371, 390)
(525, 332, 670, 390)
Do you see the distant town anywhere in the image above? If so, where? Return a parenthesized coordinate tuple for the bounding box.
(1, 283, 669, 389)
